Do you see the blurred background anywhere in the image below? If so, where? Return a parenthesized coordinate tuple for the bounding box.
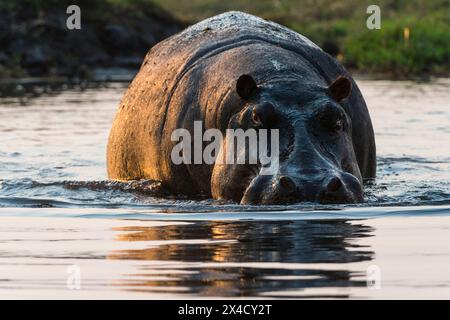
(0, 0, 448, 80)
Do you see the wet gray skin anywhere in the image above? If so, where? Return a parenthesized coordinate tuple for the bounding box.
(211, 75, 364, 205)
(107, 12, 376, 205)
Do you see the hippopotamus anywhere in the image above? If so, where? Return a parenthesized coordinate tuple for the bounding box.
(107, 11, 376, 204)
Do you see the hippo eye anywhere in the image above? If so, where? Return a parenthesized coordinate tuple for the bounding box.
(329, 116, 343, 133)
(251, 103, 275, 127)
(334, 118, 343, 131)
(318, 109, 344, 133)
(251, 108, 262, 125)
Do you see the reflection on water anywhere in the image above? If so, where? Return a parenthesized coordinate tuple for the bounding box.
(108, 220, 373, 297)
(1, 215, 449, 299)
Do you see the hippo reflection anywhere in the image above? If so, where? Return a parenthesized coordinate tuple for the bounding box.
(109, 220, 374, 298)
(107, 12, 376, 204)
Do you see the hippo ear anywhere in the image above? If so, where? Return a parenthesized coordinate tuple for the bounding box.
(328, 76, 352, 102)
(236, 74, 257, 100)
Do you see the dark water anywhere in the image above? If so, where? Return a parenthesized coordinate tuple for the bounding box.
(0, 79, 449, 298)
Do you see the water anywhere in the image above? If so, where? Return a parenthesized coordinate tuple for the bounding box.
(0, 79, 449, 299)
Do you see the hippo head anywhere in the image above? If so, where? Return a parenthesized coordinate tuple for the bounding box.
(211, 74, 364, 205)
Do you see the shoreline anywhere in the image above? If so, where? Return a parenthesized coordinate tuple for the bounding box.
(1, 71, 449, 97)
(1, 66, 448, 85)
(2, 1, 448, 82)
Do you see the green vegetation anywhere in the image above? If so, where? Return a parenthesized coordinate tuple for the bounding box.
(1, 0, 448, 78)
(152, 0, 450, 77)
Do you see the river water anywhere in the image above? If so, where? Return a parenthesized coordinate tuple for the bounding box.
(0, 78, 449, 299)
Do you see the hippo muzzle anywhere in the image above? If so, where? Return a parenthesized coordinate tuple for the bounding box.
(241, 170, 364, 205)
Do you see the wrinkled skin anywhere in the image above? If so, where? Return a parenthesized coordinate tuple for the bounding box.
(107, 12, 376, 205)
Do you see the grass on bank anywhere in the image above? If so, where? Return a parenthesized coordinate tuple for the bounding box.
(1, 0, 448, 78)
(152, 0, 450, 77)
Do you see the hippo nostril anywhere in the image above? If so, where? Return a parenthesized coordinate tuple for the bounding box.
(326, 177, 342, 193)
(279, 176, 296, 193)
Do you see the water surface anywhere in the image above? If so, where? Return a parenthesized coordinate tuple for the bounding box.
(0, 79, 449, 299)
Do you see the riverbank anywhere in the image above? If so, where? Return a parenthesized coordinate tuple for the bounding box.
(153, 0, 450, 78)
(0, 0, 448, 80)
(0, 0, 183, 79)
